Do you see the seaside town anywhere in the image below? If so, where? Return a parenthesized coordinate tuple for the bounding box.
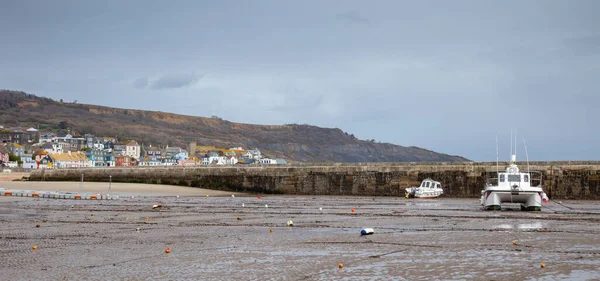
(0, 125, 288, 169)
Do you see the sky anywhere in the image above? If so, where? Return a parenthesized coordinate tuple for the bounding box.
(1, 0, 599, 161)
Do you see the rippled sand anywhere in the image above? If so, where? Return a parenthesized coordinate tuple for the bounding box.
(1, 190, 600, 280)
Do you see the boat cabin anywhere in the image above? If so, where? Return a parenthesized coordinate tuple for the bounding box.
(420, 178, 441, 189)
(496, 164, 531, 188)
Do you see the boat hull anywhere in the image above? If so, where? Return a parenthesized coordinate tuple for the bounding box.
(480, 190, 545, 211)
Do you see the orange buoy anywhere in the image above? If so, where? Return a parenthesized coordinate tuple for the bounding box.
(541, 263, 546, 268)
(237, 217, 241, 220)
(338, 263, 343, 269)
(32, 245, 37, 250)
(270, 229, 273, 233)
(75, 194, 81, 199)
(165, 248, 171, 253)
(32, 192, 39, 197)
(5, 191, 11, 195)
(257, 196, 261, 199)
(90, 195, 97, 199)
(351, 209, 356, 213)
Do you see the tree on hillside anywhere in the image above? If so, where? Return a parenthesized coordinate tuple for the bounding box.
(58, 120, 70, 130)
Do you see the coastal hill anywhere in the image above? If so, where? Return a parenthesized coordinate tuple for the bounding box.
(0, 90, 469, 162)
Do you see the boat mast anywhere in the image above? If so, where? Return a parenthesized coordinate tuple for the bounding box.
(510, 129, 513, 161)
(496, 135, 499, 175)
(523, 138, 530, 175)
(514, 128, 517, 163)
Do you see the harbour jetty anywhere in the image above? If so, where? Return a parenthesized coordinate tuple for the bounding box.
(27, 161, 600, 199)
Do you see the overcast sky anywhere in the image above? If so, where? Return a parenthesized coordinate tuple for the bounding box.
(1, 0, 599, 161)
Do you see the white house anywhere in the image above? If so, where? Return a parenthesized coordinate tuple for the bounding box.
(124, 140, 141, 160)
(246, 150, 262, 160)
(41, 142, 62, 153)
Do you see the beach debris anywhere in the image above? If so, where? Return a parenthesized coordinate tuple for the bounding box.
(176, 195, 180, 198)
(351, 209, 356, 213)
(231, 195, 235, 198)
(287, 220, 294, 227)
(90, 214, 94, 216)
(338, 263, 343, 269)
(152, 204, 162, 209)
(131, 196, 135, 199)
(512, 240, 518, 245)
(206, 194, 209, 198)
(540, 263, 546, 268)
(70, 205, 74, 208)
(165, 248, 171, 254)
(146, 216, 150, 221)
(43, 220, 48, 223)
(319, 207, 322, 211)
(361, 228, 375, 235)
(136, 227, 141, 231)
(265, 204, 268, 208)
(242, 203, 245, 207)
(257, 196, 261, 199)
(237, 217, 241, 221)
(36, 224, 40, 228)
(32, 245, 38, 250)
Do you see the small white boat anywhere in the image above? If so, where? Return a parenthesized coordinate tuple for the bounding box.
(480, 132, 548, 211)
(405, 178, 443, 199)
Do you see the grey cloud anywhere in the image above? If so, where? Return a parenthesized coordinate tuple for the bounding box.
(132, 77, 148, 89)
(151, 73, 202, 90)
(0, 0, 599, 161)
(562, 34, 600, 56)
(336, 11, 369, 24)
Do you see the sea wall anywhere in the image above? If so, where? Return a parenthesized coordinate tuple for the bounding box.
(27, 161, 600, 199)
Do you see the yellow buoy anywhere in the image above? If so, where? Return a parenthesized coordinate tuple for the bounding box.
(165, 248, 171, 253)
(32, 245, 37, 250)
(338, 263, 343, 269)
(541, 263, 546, 268)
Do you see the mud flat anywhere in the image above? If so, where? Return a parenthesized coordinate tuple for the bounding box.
(1, 194, 600, 280)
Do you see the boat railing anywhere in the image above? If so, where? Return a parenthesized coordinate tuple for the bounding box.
(484, 172, 499, 186)
(529, 171, 543, 187)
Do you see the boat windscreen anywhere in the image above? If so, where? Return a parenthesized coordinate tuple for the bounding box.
(508, 174, 520, 182)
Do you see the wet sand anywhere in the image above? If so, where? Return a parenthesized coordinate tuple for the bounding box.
(1, 188, 600, 280)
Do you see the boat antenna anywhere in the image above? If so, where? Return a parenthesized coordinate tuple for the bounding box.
(514, 128, 517, 162)
(523, 138, 530, 174)
(496, 135, 499, 175)
(510, 129, 513, 160)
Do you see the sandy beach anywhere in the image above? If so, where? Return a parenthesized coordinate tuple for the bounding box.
(0, 181, 247, 197)
(0, 172, 29, 182)
(1, 189, 600, 280)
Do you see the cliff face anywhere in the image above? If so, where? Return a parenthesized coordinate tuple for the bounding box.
(0, 90, 469, 162)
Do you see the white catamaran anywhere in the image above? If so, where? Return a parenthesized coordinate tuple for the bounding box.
(480, 131, 548, 211)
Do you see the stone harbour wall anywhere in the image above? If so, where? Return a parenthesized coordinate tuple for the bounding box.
(27, 161, 600, 199)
